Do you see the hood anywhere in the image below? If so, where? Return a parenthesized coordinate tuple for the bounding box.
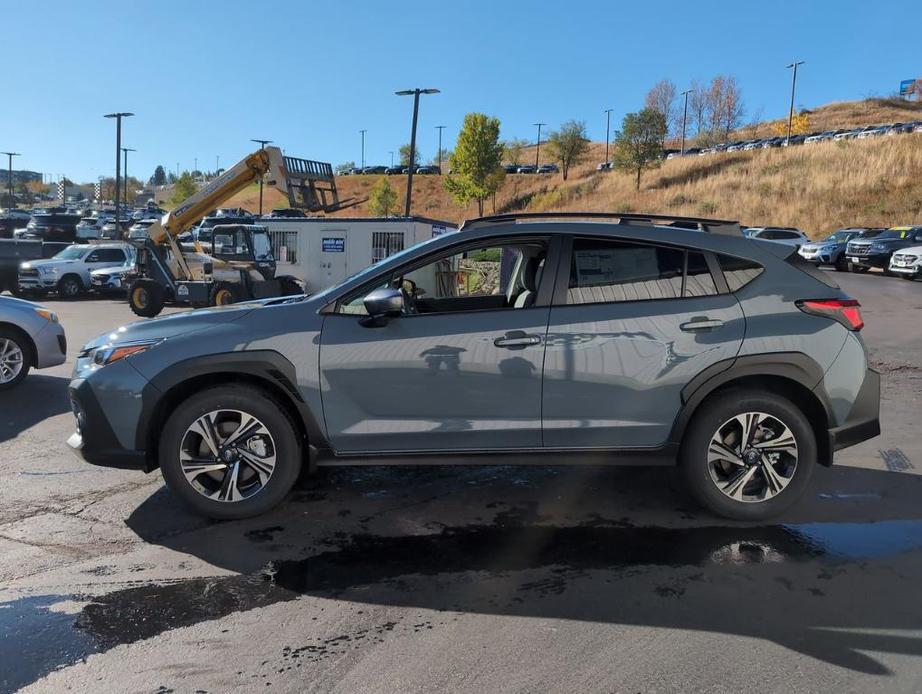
(20, 258, 76, 270)
(0, 294, 46, 312)
(80, 294, 308, 352)
(893, 245, 922, 255)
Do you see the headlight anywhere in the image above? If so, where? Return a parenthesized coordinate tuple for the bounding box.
(88, 339, 162, 367)
(34, 308, 58, 323)
(39, 265, 56, 275)
(870, 244, 886, 252)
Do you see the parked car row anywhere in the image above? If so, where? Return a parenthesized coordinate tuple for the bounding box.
(341, 165, 442, 176)
(502, 163, 559, 174)
(661, 120, 922, 160)
(797, 225, 922, 279)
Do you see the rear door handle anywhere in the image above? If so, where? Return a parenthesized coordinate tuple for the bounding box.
(680, 317, 724, 332)
(494, 330, 542, 348)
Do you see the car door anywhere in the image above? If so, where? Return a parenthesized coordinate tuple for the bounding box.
(318, 235, 558, 453)
(542, 236, 745, 449)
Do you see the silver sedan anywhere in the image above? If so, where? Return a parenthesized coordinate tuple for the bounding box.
(0, 295, 67, 389)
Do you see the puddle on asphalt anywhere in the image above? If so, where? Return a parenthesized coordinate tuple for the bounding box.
(4, 519, 922, 691)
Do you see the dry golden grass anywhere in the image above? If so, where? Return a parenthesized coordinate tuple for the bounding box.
(217, 98, 922, 238)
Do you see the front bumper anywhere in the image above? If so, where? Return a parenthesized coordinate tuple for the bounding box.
(845, 252, 890, 269)
(888, 263, 919, 276)
(18, 275, 57, 290)
(32, 321, 67, 368)
(799, 248, 836, 264)
(828, 368, 880, 453)
(90, 275, 126, 291)
(66, 367, 152, 472)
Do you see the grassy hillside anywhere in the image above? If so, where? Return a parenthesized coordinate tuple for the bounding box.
(222, 97, 922, 239)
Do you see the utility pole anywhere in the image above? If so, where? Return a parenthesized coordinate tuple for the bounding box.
(786, 60, 805, 145)
(603, 110, 613, 164)
(680, 90, 692, 155)
(2, 152, 19, 210)
(436, 125, 446, 173)
(388, 151, 394, 167)
(216, 155, 220, 177)
(359, 129, 367, 170)
(251, 139, 272, 216)
(533, 123, 546, 168)
(104, 112, 133, 239)
(122, 147, 135, 205)
(396, 88, 439, 216)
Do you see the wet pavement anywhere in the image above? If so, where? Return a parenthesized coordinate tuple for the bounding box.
(2, 271, 922, 693)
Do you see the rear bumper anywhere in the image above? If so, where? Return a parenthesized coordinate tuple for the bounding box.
(828, 368, 880, 453)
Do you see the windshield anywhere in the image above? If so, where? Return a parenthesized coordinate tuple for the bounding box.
(53, 246, 87, 260)
(310, 233, 447, 303)
(878, 228, 914, 240)
(824, 231, 854, 243)
(252, 231, 274, 260)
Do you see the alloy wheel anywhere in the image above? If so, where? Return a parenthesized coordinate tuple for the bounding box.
(178, 409, 277, 502)
(0, 338, 24, 384)
(706, 412, 798, 503)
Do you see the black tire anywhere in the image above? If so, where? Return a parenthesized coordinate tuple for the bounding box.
(681, 389, 816, 521)
(159, 385, 302, 519)
(848, 263, 869, 273)
(210, 282, 242, 306)
(128, 279, 166, 317)
(279, 276, 303, 296)
(58, 274, 83, 299)
(0, 326, 33, 390)
(834, 255, 848, 272)
(901, 273, 916, 281)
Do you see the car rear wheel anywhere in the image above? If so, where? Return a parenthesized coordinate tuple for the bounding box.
(159, 385, 302, 519)
(681, 389, 815, 521)
(0, 327, 31, 390)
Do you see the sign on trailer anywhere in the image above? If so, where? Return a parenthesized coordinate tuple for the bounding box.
(322, 238, 345, 252)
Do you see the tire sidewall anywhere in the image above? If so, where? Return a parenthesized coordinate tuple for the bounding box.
(59, 275, 81, 299)
(0, 327, 32, 390)
(681, 390, 816, 521)
(159, 386, 302, 519)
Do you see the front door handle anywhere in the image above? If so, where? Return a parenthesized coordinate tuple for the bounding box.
(680, 317, 724, 332)
(494, 330, 542, 349)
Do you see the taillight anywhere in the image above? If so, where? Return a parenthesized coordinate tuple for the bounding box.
(796, 299, 864, 331)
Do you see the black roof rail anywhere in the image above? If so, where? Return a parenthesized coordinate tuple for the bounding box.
(459, 211, 742, 236)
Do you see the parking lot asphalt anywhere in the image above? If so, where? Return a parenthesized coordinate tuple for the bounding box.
(1, 270, 921, 693)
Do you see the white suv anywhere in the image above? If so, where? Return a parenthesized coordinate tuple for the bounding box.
(889, 246, 922, 281)
(744, 227, 809, 248)
(18, 243, 135, 298)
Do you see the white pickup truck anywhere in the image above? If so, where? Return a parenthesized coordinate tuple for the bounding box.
(18, 243, 135, 298)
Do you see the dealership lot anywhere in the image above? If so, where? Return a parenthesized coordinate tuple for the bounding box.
(1, 270, 922, 693)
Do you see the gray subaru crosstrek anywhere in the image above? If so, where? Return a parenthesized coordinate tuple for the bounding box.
(67, 213, 880, 521)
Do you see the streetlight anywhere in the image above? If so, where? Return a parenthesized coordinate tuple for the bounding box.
(396, 88, 439, 216)
(533, 123, 546, 168)
(436, 125, 446, 173)
(359, 129, 367, 170)
(602, 110, 613, 164)
(785, 60, 805, 145)
(122, 147, 135, 205)
(251, 139, 272, 215)
(104, 112, 133, 238)
(388, 151, 394, 167)
(679, 90, 692, 155)
(1, 152, 19, 210)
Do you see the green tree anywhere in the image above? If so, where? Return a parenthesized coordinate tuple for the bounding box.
(170, 171, 198, 205)
(150, 165, 167, 187)
(399, 144, 421, 168)
(547, 120, 590, 180)
(503, 138, 529, 166)
(336, 161, 356, 174)
(368, 176, 398, 217)
(444, 113, 505, 216)
(613, 109, 668, 190)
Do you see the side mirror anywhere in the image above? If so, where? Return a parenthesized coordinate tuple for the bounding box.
(361, 287, 403, 326)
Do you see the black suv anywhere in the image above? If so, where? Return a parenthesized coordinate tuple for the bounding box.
(845, 226, 922, 274)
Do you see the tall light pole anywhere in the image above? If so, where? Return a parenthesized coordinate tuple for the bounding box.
(436, 125, 446, 173)
(1, 152, 19, 210)
(388, 151, 394, 167)
(251, 139, 272, 215)
(122, 147, 135, 205)
(216, 155, 220, 177)
(359, 129, 367, 170)
(104, 112, 133, 238)
(396, 88, 439, 216)
(533, 122, 546, 168)
(786, 60, 805, 144)
(603, 110, 613, 164)
(680, 89, 692, 155)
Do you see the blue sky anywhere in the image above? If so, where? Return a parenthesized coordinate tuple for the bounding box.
(4, 0, 919, 183)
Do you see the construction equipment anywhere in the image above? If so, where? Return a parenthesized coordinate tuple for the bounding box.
(128, 146, 351, 317)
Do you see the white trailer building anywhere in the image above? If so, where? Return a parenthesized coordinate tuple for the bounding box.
(261, 216, 456, 294)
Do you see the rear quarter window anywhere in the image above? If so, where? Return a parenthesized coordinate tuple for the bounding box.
(717, 255, 764, 292)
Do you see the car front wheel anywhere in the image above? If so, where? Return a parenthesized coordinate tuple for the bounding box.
(159, 385, 302, 519)
(681, 390, 815, 521)
(0, 327, 31, 390)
